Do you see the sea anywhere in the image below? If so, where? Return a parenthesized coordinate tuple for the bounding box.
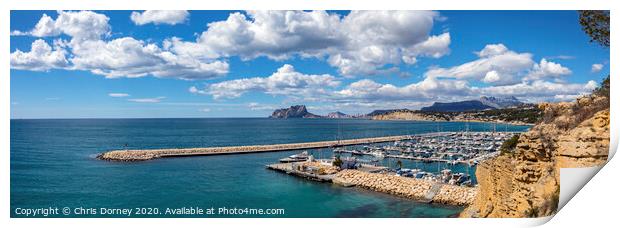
(10, 118, 530, 218)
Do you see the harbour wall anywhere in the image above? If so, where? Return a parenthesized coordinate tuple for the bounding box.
(98, 135, 411, 161)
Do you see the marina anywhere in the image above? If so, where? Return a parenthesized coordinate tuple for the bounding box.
(265, 131, 517, 206)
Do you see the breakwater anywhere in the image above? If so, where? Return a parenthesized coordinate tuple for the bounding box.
(333, 170, 477, 206)
(98, 135, 411, 161)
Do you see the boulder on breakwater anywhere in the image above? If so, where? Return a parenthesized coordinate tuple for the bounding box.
(334, 169, 477, 206)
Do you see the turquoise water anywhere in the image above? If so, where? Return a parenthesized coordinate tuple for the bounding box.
(10, 118, 529, 218)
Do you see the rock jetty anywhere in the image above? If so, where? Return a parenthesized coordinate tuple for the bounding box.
(333, 170, 477, 206)
(98, 135, 411, 161)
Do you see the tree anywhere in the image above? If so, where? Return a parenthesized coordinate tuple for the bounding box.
(593, 75, 610, 98)
(578, 11, 610, 47)
(579, 11, 610, 98)
(332, 155, 343, 168)
(500, 134, 520, 156)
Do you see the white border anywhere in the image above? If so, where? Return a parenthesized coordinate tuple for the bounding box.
(2, 1, 617, 227)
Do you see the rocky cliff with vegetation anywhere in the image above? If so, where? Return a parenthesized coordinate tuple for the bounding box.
(370, 109, 450, 121)
(461, 92, 609, 218)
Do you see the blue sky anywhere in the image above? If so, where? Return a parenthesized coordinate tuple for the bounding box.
(10, 10, 609, 118)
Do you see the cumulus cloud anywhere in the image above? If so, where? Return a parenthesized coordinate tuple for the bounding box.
(197, 64, 340, 99)
(130, 10, 189, 25)
(169, 10, 450, 76)
(336, 77, 473, 102)
(526, 58, 572, 80)
(475, 43, 509, 57)
(333, 77, 596, 104)
(591, 63, 604, 72)
(11, 11, 110, 41)
(108, 93, 130, 97)
(127, 96, 166, 103)
(12, 10, 451, 79)
(11, 10, 228, 80)
(480, 80, 597, 102)
(10, 39, 69, 71)
(426, 44, 533, 85)
(191, 60, 593, 106)
(69, 37, 228, 79)
(425, 44, 571, 85)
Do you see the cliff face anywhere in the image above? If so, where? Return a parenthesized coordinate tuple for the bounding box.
(462, 95, 609, 218)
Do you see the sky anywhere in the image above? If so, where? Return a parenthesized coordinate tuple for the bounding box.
(10, 10, 609, 119)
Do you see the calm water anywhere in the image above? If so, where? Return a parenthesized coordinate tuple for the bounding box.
(10, 118, 529, 218)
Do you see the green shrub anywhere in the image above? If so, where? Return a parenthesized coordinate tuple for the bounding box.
(500, 134, 520, 156)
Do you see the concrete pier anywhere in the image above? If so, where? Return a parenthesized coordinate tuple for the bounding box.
(266, 163, 335, 182)
(98, 135, 411, 161)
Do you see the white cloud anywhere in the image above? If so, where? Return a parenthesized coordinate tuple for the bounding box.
(475, 43, 509, 57)
(480, 80, 597, 102)
(192, 58, 593, 106)
(12, 11, 451, 79)
(11, 11, 110, 41)
(189, 86, 200, 94)
(336, 77, 473, 102)
(247, 102, 278, 111)
(482, 71, 502, 83)
(425, 44, 571, 86)
(526, 58, 572, 80)
(127, 96, 166, 103)
(333, 77, 597, 104)
(591, 63, 604, 73)
(197, 64, 340, 99)
(11, 11, 228, 80)
(402, 33, 451, 64)
(425, 44, 534, 85)
(130, 10, 189, 25)
(200, 108, 211, 112)
(69, 37, 228, 79)
(108, 93, 130, 97)
(546, 55, 575, 60)
(169, 10, 449, 76)
(10, 39, 69, 71)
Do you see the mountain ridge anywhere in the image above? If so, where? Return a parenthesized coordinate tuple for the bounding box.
(421, 96, 524, 112)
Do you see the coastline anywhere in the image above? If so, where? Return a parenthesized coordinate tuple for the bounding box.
(368, 118, 535, 126)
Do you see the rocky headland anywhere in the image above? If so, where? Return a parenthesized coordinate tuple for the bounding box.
(269, 105, 322, 118)
(461, 94, 609, 218)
